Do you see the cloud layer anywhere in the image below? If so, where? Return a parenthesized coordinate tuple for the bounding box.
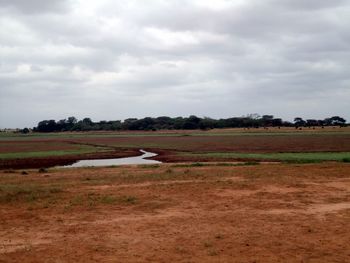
(1, 0, 349, 128)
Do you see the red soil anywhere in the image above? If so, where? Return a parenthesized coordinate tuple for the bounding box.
(0, 163, 350, 262)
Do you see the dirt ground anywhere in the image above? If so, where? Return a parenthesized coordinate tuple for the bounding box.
(1, 163, 350, 262)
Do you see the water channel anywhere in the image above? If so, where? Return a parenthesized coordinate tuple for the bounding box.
(63, 149, 161, 168)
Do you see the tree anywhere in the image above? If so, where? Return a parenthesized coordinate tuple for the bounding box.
(67, 116, 77, 124)
(262, 115, 274, 126)
(110, 121, 122, 131)
(306, 119, 319, 127)
(294, 117, 305, 127)
(199, 117, 216, 130)
(32, 115, 347, 132)
(272, 118, 283, 127)
(37, 120, 58, 132)
(183, 115, 201, 130)
(65, 116, 78, 131)
(82, 118, 93, 125)
(324, 116, 346, 126)
(20, 128, 30, 134)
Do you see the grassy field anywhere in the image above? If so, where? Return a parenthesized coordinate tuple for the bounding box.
(0, 148, 108, 159)
(1, 127, 350, 168)
(182, 151, 350, 162)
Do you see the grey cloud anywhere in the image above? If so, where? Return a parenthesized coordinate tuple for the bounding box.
(0, 0, 350, 128)
(0, 0, 68, 14)
(273, 0, 349, 10)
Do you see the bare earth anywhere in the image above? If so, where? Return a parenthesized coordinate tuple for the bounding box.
(1, 163, 350, 262)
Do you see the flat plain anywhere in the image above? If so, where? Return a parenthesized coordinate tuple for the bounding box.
(1, 127, 350, 262)
(1, 126, 350, 168)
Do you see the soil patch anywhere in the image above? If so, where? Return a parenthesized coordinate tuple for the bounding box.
(1, 163, 350, 262)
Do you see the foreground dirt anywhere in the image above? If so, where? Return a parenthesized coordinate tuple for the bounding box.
(1, 163, 350, 262)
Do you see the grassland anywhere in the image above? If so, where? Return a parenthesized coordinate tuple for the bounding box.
(1, 127, 350, 168)
(182, 151, 350, 162)
(0, 146, 109, 159)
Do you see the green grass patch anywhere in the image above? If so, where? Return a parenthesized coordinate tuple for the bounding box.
(108, 143, 173, 149)
(0, 146, 110, 159)
(183, 152, 350, 162)
(172, 162, 260, 168)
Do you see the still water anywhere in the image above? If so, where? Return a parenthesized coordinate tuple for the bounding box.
(63, 149, 161, 168)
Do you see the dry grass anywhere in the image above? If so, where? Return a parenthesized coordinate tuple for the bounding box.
(1, 163, 350, 262)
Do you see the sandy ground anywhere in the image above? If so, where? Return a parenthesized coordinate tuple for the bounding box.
(0, 163, 350, 262)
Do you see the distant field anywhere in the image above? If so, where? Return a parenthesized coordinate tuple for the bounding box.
(0, 141, 96, 153)
(1, 126, 350, 139)
(182, 152, 350, 162)
(0, 147, 110, 160)
(1, 127, 350, 168)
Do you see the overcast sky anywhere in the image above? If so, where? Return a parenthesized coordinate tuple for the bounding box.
(1, 0, 349, 128)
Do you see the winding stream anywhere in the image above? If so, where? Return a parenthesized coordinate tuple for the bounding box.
(63, 149, 161, 168)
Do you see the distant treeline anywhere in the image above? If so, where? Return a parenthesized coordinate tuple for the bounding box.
(27, 115, 347, 133)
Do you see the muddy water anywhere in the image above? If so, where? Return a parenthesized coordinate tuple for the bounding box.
(63, 149, 161, 168)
